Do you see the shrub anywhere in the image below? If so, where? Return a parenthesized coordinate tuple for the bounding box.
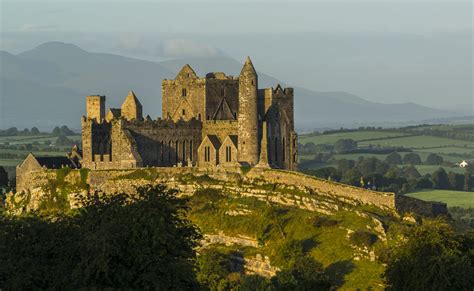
(309, 216, 339, 228)
(350, 230, 378, 247)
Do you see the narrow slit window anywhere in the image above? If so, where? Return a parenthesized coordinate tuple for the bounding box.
(182, 88, 187, 97)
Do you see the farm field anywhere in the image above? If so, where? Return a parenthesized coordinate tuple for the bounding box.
(0, 135, 81, 145)
(406, 190, 474, 208)
(299, 131, 409, 145)
(358, 135, 474, 149)
(0, 134, 81, 176)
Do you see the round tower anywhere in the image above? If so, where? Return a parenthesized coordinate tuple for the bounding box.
(238, 57, 259, 165)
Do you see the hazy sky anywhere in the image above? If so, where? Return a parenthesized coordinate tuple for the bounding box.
(1, 0, 472, 111)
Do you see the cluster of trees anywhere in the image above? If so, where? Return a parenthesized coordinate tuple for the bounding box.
(0, 125, 76, 137)
(383, 219, 474, 290)
(305, 156, 472, 193)
(299, 139, 359, 155)
(0, 127, 41, 136)
(385, 151, 444, 166)
(52, 126, 75, 136)
(0, 185, 201, 289)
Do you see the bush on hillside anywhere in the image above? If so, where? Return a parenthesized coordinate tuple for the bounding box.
(384, 219, 474, 290)
(350, 230, 378, 247)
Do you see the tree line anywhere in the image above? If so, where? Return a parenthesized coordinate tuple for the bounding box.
(303, 155, 472, 194)
(0, 125, 76, 137)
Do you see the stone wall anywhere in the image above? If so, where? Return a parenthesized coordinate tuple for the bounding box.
(247, 169, 397, 211)
(202, 120, 238, 142)
(162, 65, 207, 121)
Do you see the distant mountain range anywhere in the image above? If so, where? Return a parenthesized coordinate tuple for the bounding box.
(0, 42, 462, 130)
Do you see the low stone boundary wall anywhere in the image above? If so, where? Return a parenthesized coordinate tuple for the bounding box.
(246, 169, 396, 210)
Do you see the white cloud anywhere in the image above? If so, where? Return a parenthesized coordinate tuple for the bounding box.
(160, 39, 218, 58)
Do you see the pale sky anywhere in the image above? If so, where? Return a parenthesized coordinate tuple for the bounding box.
(1, 0, 472, 110)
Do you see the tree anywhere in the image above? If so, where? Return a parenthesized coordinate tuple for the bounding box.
(272, 255, 331, 290)
(426, 153, 443, 165)
(402, 165, 421, 180)
(303, 142, 317, 154)
(30, 127, 40, 135)
(341, 169, 363, 186)
(0, 166, 8, 189)
(337, 159, 356, 173)
(403, 153, 422, 165)
(448, 172, 464, 190)
(334, 139, 357, 153)
(416, 177, 433, 189)
(56, 135, 74, 146)
(0, 185, 201, 289)
(60, 125, 75, 136)
(464, 169, 472, 192)
(356, 157, 389, 176)
(385, 152, 402, 165)
(5, 127, 18, 136)
(52, 126, 62, 136)
(432, 167, 449, 190)
(384, 219, 474, 290)
(196, 248, 234, 290)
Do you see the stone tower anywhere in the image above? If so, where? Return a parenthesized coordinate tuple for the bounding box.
(86, 95, 105, 122)
(238, 57, 259, 165)
(121, 90, 143, 121)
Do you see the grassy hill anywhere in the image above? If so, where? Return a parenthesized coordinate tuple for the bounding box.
(186, 187, 404, 289)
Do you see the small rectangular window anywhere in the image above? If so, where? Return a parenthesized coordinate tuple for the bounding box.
(204, 146, 210, 162)
(182, 88, 187, 97)
(226, 146, 232, 162)
(182, 109, 186, 116)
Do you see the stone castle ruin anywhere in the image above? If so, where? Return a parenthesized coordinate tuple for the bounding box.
(12, 57, 448, 218)
(81, 57, 297, 171)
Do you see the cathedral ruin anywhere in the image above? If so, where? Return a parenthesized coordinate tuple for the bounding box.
(81, 57, 297, 171)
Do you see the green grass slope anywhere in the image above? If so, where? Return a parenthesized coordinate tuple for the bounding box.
(187, 188, 409, 290)
(406, 190, 474, 208)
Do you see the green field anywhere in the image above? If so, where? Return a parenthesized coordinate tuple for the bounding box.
(299, 131, 409, 145)
(0, 159, 22, 167)
(0, 134, 81, 174)
(406, 190, 474, 208)
(359, 135, 474, 149)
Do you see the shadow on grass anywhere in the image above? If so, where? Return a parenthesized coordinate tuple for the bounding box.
(301, 237, 319, 252)
(325, 259, 356, 288)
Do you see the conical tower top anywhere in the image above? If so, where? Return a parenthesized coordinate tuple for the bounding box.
(240, 56, 256, 75)
(123, 90, 142, 107)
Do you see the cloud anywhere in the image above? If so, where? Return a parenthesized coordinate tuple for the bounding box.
(116, 33, 148, 54)
(17, 24, 59, 32)
(159, 39, 218, 58)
